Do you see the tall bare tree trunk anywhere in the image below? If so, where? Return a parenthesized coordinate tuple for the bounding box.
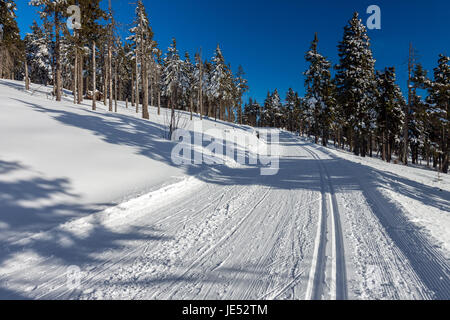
(158, 90, 161, 116)
(54, 11, 62, 101)
(78, 51, 83, 103)
(103, 56, 107, 106)
(92, 41, 97, 110)
(114, 59, 118, 112)
(108, 44, 113, 111)
(198, 50, 203, 120)
(140, 13, 149, 120)
(131, 70, 135, 107)
(142, 58, 149, 119)
(150, 61, 154, 107)
(135, 54, 139, 113)
(0, 47, 4, 79)
(25, 59, 30, 90)
(190, 95, 193, 121)
(73, 47, 77, 104)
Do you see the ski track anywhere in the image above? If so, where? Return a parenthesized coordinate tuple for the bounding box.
(1, 132, 448, 300)
(301, 144, 347, 300)
(303, 141, 450, 300)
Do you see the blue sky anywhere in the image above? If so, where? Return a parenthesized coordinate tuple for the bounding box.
(15, 0, 450, 104)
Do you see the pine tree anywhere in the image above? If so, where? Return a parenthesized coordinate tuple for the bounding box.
(411, 63, 432, 165)
(29, 0, 71, 101)
(335, 12, 377, 156)
(211, 44, 232, 121)
(181, 52, 195, 120)
(128, 0, 154, 119)
(243, 98, 260, 127)
(262, 90, 282, 128)
(194, 50, 204, 119)
(25, 20, 52, 85)
(285, 88, 300, 132)
(304, 33, 334, 146)
(162, 38, 183, 139)
(375, 67, 405, 162)
(426, 55, 450, 173)
(0, 0, 22, 80)
(235, 65, 249, 124)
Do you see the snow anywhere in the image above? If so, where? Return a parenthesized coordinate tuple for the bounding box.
(0, 80, 449, 300)
(316, 142, 450, 255)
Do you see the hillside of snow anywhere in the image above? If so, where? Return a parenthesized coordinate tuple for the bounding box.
(0, 79, 263, 243)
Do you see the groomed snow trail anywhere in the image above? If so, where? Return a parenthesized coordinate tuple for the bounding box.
(1, 132, 448, 300)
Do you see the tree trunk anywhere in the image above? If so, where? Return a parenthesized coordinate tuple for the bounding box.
(108, 43, 113, 111)
(158, 90, 161, 116)
(92, 41, 97, 110)
(114, 59, 118, 112)
(103, 57, 107, 106)
(199, 57, 203, 120)
(131, 70, 135, 107)
(190, 95, 193, 121)
(55, 11, 62, 101)
(73, 48, 77, 104)
(78, 51, 83, 103)
(24, 59, 30, 91)
(0, 47, 4, 79)
(142, 59, 149, 119)
(135, 55, 139, 113)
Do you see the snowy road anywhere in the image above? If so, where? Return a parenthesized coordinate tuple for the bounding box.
(0, 132, 449, 300)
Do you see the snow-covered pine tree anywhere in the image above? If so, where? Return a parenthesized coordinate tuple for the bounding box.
(243, 98, 257, 127)
(162, 38, 183, 138)
(25, 20, 52, 85)
(224, 63, 236, 122)
(375, 67, 405, 163)
(335, 12, 377, 156)
(0, 0, 22, 80)
(235, 65, 249, 124)
(426, 54, 450, 173)
(262, 90, 281, 128)
(29, 0, 71, 101)
(304, 33, 334, 146)
(262, 91, 272, 127)
(194, 50, 204, 119)
(128, 0, 154, 119)
(203, 60, 214, 118)
(271, 89, 283, 128)
(181, 52, 195, 120)
(154, 47, 163, 115)
(410, 63, 432, 165)
(285, 88, 300, 133)
(210, 44, 232, 121)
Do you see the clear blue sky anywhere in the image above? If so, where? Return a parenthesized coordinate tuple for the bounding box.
(15, 0, 450, 104)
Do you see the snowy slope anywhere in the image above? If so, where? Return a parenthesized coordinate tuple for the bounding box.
(0, 80, 449, 300)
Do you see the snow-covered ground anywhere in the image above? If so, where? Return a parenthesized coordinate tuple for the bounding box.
(0, 80, 449, 300)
